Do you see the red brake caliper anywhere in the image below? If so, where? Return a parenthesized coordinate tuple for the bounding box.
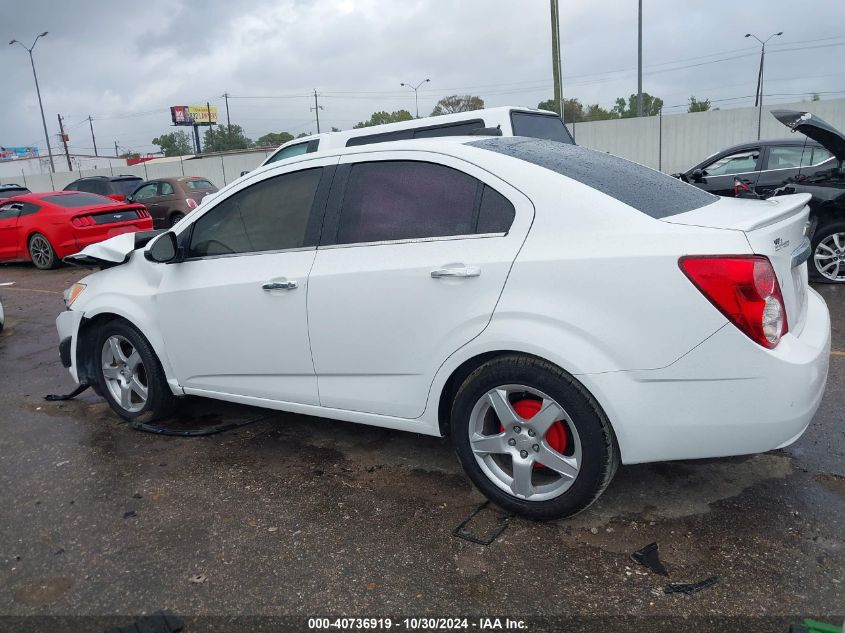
(501, 399, 568, 469)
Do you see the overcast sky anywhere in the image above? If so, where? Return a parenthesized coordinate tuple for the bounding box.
(3, 0, 845, 156)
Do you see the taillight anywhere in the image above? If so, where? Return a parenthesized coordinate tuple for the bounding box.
(679, 256, 788, 349)
(72, 215, 94, 227)
(186, 198, 198, 209)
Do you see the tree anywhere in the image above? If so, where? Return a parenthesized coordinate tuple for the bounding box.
(688, 96, 711, 113)
(431, 95, 485, 116)
(152, 131, 192, 157)
(119, 150, 140, 159)
(353, 110, 413, 128)
(202, 124, 252, 152)
(297, 132, 311, 138)
(537, 98, 586, 122)
(612, 92, 664, 118)
(256, 132, 294, 147)
(811, 93, 821, 102)
(584, 104, 617, 121)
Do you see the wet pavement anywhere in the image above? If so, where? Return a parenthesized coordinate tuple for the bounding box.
(0, 262, 843, 631)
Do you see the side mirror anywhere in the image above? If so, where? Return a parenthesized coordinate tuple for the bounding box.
(125, 195, 135, 203)
(144, 231, 179, 263)
(691, 169, 704, 181)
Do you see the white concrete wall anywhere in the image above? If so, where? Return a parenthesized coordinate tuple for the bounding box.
(567, 98, 845, 174)
(1, 149, 275, 193)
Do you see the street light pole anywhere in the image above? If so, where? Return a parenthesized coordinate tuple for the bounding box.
(9, 32, 55, 173)
(400, 79, 430, 118)
(745, 31, 783, 141)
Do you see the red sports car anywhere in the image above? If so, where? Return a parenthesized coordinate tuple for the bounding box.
(0, 191, 153, 269)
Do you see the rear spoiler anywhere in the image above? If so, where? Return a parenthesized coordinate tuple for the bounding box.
(64, 230, 165, 269)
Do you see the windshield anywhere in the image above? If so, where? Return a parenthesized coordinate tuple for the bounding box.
(511, 112, 574, 144)
(42, 193, 120, 208)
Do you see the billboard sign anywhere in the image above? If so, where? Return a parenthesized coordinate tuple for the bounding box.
(170, 105, 218, 126)
(0, 146, 39, 161)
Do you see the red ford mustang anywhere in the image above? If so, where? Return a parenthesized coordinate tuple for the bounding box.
(0, 191, 153, 269)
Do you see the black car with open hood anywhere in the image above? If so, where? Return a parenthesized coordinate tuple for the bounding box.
(769, 109, 845, 283)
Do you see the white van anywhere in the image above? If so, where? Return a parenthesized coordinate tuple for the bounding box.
(259, 106, 573, 167)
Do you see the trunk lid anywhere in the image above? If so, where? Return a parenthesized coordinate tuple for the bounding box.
(664, 193, 812, 334)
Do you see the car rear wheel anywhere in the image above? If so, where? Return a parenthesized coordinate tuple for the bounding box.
(94, 320, 176, 421)
(169, 212, 185, 227)
(451, 355, 618, 520)
(811, 221, 845, 283)
(28, 233, 58, 270)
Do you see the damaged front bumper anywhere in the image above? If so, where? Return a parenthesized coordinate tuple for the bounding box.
(56, 310, 85, 383)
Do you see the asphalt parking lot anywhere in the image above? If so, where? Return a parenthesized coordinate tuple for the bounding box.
(0, 263, 843, 632)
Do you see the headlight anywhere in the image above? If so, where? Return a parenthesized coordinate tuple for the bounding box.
(64, 283, 86, 308)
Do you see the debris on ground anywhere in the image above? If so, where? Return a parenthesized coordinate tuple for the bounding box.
(122, 510, 137, 519)
(632, 542, 669, 577)
(452, 501, 512, 546)
(187, 573, 207, 584)
(664, 575, 719, 595)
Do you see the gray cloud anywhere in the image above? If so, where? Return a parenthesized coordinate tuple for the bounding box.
(2, 0, 843, 156)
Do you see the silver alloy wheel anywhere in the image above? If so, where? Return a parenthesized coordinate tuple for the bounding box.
(814, 232, 845, 282)
(29, 236, 52, 268)
(468, 384, 582, 502)
(101, 335, 148, 413)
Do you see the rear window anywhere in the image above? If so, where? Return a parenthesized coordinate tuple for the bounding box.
(346, 120, 485, 147)
(42, 193, 119, 208)
(184, 179, 215, 190)
(112, 179, 143, 196)
(470, 137, 717, 219)
(0, 187, 29, 199)
(510, 112, 574, 144)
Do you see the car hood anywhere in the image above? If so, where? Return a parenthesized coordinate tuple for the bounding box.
(771, 109, 845, 161)
(64, 230, 164, 268)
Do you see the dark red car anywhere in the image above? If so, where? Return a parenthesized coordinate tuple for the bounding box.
(0, 191, 153, 269)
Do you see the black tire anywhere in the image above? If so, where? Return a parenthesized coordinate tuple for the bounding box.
(28, 233, 58, 270)
(451, 354, 619, 520)
(809, 220, 845, 283)
(93, 319, 176, 422)
(169, 212, 185, 227)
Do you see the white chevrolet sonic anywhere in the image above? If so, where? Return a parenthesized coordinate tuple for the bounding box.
(56, 137, 831, 519)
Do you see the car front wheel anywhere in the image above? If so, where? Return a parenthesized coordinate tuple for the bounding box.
(811, 220, 845, 283)
(94, 320, 176, 421)
(28, 233, 58, 270)
(169, 212, 185, 227)
(451, 355, 618, 520)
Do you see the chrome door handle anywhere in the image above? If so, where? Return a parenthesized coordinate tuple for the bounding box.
(262, 280, 298, 290)
(431, 266, 481, 279)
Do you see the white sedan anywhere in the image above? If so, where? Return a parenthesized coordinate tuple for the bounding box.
(56, 136, 831, 519)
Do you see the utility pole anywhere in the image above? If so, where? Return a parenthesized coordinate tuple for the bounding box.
(745, 31, 782, 141)
(222, 92, 232, 142)
(88, 115, 98, 156)
(207, 101, 214, 150)
(637, 0, 643, 117)
(57, 114, 72, 171)
(550, 0, 564, 123)
(311, 89, 323, 134)
(10, 33, 55, 172)
(114, 140, 119, 157)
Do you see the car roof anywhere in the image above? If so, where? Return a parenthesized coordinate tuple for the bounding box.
(270, 106, 559, 153)
(71, 175, 143, 182)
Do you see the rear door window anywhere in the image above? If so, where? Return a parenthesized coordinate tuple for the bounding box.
(334, 161, 480, 244)
(477, 185, 516, 234)
(764, 146, 805, 171)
